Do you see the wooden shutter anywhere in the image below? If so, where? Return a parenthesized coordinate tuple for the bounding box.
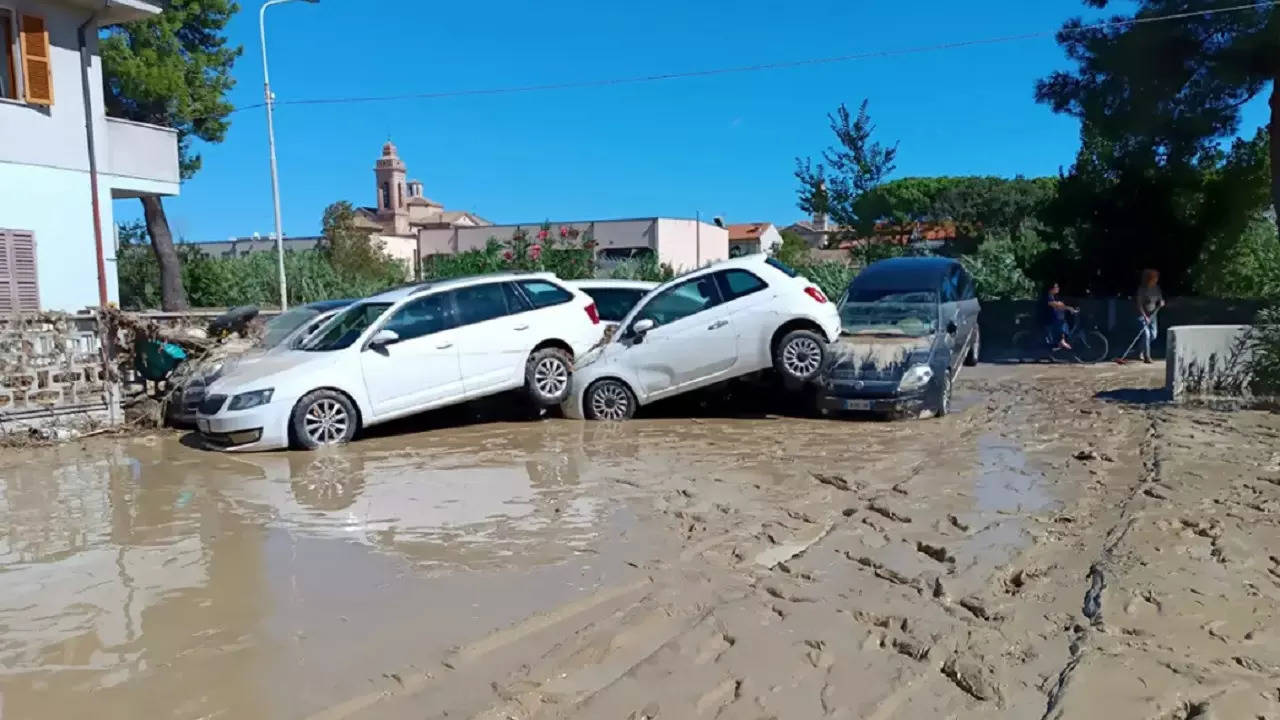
(0, 230, 39, 313)
(18, 14, 52, 106)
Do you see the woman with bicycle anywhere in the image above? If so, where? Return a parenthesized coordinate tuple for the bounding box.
(1136, 269, 1165, 364)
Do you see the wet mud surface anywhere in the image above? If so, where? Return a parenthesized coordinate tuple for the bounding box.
(1, 363, 1277, 719)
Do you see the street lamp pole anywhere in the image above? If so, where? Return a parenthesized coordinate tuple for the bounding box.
(259, 0, 317, 310)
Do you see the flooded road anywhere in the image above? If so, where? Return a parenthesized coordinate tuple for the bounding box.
(3, 363, 1275, 719)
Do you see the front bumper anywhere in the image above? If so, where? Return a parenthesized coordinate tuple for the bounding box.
(196, 401, 291, 452)
(818, 381, 929, 414)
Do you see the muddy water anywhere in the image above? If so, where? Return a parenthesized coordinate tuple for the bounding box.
(0, 424, 656, 720)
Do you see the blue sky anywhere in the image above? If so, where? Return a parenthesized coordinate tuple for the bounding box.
(113, 0, 1272, 242)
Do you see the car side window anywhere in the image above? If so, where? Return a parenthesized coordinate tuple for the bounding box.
(941, 268, 960, 303)
(382, 294, 457, 341)
(634, 275, 722, 328)
(453, 283, 514, 325)
(715, 269, 768, 302)
(959, 268, 976, 301)
(518, 280, 573, 309)
(503, 282, 532, 314)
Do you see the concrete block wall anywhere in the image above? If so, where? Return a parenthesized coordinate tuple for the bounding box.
(0, 313, 112, 430)
(1165, 325, 1254, 401)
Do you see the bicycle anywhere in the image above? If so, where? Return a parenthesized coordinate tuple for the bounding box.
(1010, 312, 1110, 364)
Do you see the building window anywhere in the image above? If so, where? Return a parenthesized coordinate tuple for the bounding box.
(0, 229, 40, 312)
(0, 9, 17, 100)
(397, 183, 404, 209)
(380, 182, 390, 209)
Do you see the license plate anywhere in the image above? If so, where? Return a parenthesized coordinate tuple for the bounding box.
(197, 419, 210, 433)
(841, 399, 872, 411)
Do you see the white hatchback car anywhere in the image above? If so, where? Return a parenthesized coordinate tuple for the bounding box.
(563, 255, 841, 420)
(197, 273, 603, 451)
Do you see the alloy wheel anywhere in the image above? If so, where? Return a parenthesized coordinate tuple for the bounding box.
(782, 337, 822, 377)
(533, 357, 569, 400)
(303, 399, 349, 445)
(590, 383, 631, 420)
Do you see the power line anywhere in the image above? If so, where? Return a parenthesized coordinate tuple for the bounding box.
(239, 1, 1280, 114)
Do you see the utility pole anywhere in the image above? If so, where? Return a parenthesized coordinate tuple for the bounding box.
(259, 0, 319, 310)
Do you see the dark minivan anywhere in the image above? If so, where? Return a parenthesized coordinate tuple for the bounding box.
(818, 257, 980, 418)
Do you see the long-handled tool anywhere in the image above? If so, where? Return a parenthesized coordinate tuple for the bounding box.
(1114, 308, 1161, 365)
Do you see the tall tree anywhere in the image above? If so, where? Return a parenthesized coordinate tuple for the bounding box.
(101, 0, 242, 310)
(1036, 0, 1280, 232)
(795, 100, 899, 244)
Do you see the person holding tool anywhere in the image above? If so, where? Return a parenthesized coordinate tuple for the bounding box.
(1136, 269, 1165, 363)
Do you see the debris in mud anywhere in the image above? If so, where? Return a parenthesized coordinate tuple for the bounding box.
(812, 472, 854, 492)
(958, 595, 1005, 622)
(1073, 448, 1114, 462)
(916, 541, 955, 565)
(868, 498, 912, 523)
(948, 513, 971, 532)
(941, 653, 1005, 705)
(891, 635, 932, 661)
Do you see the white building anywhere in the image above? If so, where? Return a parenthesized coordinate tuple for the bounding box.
(419, 218, 729, 274)
(0, 0, 179, 313)
(727, 222, 783, 257)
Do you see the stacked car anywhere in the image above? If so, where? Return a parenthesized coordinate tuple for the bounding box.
(195, 256, 979, 452)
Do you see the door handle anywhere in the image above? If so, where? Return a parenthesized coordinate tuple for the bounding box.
(707, 320, 728, 330)
(513, 324, 530, 331)
(436, 342, 453, 349)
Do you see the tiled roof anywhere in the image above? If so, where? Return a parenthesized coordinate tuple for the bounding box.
(727, 222, 772, 241)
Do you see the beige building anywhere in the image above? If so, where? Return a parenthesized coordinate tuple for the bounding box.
(419, 217, 728, 274)
(352, 141, 491, 268)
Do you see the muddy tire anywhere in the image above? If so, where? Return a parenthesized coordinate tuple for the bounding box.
(291, 390, 358, 450)
(932, 372, 952, 418)
(584, 378, 637, 421)
(773, 329, 827, 385)
(964, 328, 980, 366)
(525, 347, 573, 407)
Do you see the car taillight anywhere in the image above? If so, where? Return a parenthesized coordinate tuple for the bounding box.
(585, 302, 600, 324)
(804, 286, 828, 303)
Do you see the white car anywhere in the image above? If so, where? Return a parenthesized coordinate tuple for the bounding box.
(196, 273, 603, 451)
(563, 255, 841, 420)
(566, 279, 658, 328)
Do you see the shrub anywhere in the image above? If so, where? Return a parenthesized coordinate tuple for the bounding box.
(1247, 306, 1280, 394)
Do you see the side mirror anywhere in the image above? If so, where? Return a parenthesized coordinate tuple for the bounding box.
(631, 318, 655, 337)
(369, 329, 400, 348)
(946, 321, 958, 335)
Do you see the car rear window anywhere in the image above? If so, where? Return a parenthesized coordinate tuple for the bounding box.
(765, 257, 798, 277)
(580, 288, 647, 322)
(518, 280, 574, 308)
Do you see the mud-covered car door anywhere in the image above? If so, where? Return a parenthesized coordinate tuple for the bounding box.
(939, 266, 964, 373)
(956, 266, 980, 358)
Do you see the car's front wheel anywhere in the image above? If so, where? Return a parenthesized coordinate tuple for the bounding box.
(291, 390, 358, 450)
(525, 347, 573, 407)
(584, 379, 637, 421)
(964, 328, 980, 367)
(932, 372, 952, 418)
(774, 329, 827, 384)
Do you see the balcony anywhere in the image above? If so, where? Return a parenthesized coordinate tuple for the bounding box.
(105, 117, 180, 198)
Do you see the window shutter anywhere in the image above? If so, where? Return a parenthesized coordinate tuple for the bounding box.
(19, 14, 52, 106)
(0, 232, 12, 313)
(10, 232, 39, 311)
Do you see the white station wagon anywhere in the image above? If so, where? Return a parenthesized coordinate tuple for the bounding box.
(197, 273, 603, 451)
(563, 255, 841, 420)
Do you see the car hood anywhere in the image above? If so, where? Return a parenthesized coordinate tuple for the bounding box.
(206, 350, 338, 395)
(827, 334, 937, 381)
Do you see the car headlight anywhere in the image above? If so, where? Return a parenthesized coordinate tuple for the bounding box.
(228, 389, 274, 411)
(898, 365, 934, 392)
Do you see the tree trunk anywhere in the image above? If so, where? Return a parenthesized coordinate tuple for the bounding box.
(140, 195, 189, 311)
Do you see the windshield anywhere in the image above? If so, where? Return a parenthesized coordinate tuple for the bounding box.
(838, 289, 938, 337)
(261, 306, 322, 349)
(301, 303, 392, 351)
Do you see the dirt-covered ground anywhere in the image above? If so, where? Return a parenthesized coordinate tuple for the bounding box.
(0, 363, 1277, 719)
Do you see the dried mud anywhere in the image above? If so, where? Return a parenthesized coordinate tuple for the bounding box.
(0, 363, 1276, 719)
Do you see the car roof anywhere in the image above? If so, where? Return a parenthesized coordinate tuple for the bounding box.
(363, 271, 560, 303)
(850, 257, 961, 290)
(567, 279, 659, 290)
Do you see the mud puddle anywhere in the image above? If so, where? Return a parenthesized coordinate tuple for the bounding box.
(0, 425, 653, 720)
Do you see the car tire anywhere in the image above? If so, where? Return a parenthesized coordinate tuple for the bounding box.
(964, 328, 980, 366)
(773, 329, 827, 384)
(933, 371, 952, 418)
(291, 390, 358, 450)
(525, 347, 573, 407)
(584, 378, 637, 421)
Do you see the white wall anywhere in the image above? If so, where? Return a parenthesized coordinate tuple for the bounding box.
(758, 225, 783, 255)
(0, 162, 117, 311)
(655, 219, 728, 272)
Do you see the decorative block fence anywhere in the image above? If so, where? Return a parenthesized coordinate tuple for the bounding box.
(0, 313, 115, 432)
